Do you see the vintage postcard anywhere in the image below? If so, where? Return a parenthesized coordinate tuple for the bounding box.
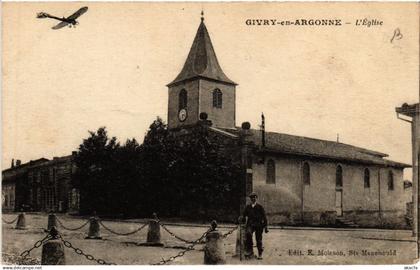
(1, 2, 419, 267)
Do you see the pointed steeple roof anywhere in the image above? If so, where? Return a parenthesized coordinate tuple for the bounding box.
(168, 17, 236, 87)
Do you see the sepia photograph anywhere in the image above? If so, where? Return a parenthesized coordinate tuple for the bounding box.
(1, 2, 419, 267)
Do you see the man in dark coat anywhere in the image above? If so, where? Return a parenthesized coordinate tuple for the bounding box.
(243, 192, 268, 260)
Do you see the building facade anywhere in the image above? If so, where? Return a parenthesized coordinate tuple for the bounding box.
(2, 158, 47, 212)
(2, 179, 15, 212)
(167, 16, 411, 228)
(1, 155, 79, 213)
(396, 103, 419, 235)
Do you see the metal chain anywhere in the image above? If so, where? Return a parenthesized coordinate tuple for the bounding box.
(58, 235, 116, 265)
(20, 234, 52, 259)
(56, 216, 90, 231)
(151, 227, 211, 265)
(160, 223, 207, 244)
(222, 226, 238, 239)
(99, 220, 148, 236)
(2, 215, 19, 224)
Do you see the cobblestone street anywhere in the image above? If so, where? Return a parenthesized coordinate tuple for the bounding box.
(1, 213, 417, 265)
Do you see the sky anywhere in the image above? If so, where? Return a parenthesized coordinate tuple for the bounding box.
(2, 2, 419, 179)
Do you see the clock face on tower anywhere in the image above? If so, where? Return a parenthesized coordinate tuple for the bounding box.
(178, 108, 187, 122)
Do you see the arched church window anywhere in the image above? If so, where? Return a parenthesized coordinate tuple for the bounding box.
(266, 159, 276, 184)
(303, 162, 310, 185)
(336, 165, 343, 188)
(179, 89, 187, 111)
(213, 89, 222, 108)
(388, 170, 394, 190)
(364, 168, 370, 188)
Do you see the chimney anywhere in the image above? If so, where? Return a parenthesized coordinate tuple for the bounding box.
(16, 159, 21, 166)
(11, 159, 14, 168)
(261, 113, 266, 148)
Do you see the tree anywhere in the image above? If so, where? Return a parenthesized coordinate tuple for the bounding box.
(142, 118, 242, 220)
(141, 117, 177, 216)
(73, 118, 242, 221)
(73, 127, 120, 215)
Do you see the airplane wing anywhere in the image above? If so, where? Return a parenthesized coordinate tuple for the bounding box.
(66, 6, 88, 20)
(52, 21, 69, 30)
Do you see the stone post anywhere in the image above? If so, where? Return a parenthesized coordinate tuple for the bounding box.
(41, 227, 65, 265)
(86, 216, 101, 239)
(142, 213, 163, 246)
(47, 213, 58, 231)
(234, 216, 246, 260)
(15, 212, 27, 230)
(204, 221, 226, 264)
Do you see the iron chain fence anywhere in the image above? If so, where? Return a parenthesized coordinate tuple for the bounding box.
(56, 216, 90, 231)
(2, 215, 19, 224)
(99, 220, 148, 236)
(151, 227, 212, 265)
(160, 223, 207, 244)
(20, 234, 52, 259)
(59, 235, 116, 265)
(222, 226, 238, 239)
(10, 214, 237, 266)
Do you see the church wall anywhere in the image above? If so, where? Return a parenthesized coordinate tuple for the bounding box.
(302, 161, 335, 212)
(199, 79, 235, 129)
(251, 154, 409, 228)
(341, 165, 380, 212)
(252, 156, 303, 224)
(340, 167, 407, 228)
(376, 167, 406, 228)
(167, 80, 200, 129)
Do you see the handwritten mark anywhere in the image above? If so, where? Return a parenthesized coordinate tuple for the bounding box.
(390, 28, 403, 43)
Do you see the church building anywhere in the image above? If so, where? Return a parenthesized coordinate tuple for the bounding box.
(166, 15, 411, 228)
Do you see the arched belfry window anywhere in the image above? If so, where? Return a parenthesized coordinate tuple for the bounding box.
(388, 170, 394, 190)
(213, 89, 222, 108)
(336, 165, 343, 188)
(266, 159, 276, 184)
(303, 162, 310, 185)
(179, 89, 187, 111)
(364, 168, 370, 188)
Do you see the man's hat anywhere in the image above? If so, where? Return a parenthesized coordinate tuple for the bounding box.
(248, 192, 258, 198)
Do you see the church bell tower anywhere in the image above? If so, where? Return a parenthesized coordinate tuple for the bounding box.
(167, 13, 237, 130)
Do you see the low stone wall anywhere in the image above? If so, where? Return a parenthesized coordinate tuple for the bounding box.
(267, 209, 410, 229)
(267, 211, 299, 225)
(343, 210, 410, 229)
(303, 211, 337, 226)
(267, 211, 337, 226)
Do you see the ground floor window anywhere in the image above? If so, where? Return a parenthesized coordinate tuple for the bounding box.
(266, 159, 276, 184)
(388, 171, 394, 190)
(364, 168, 370, 188)
(303, 162, 310, 185)
(336, 165, 343, 188)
